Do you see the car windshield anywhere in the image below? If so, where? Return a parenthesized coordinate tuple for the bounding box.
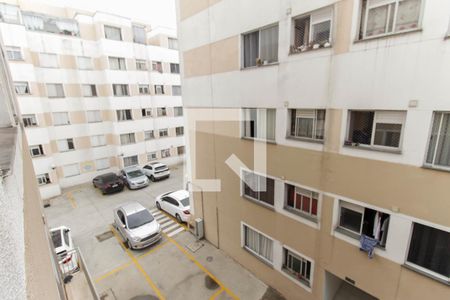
(155, 166, 167, 171)
(127, 170, 144, 178)
(180, 197, 190, 207)
(127, 209, 154, 229)
(50, 230, 62, 248)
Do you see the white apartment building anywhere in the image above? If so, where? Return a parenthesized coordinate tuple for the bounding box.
(0, 0, 185, 199)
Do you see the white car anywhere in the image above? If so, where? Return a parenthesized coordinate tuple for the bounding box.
(50, 226, 79, 275)
(142, 162, 170, 181)
(155, 190, 191, 223)
(120, 166, 149, 190)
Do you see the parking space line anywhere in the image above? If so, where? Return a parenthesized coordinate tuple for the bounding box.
(159, 219, 174, 228)
(66, 191, 77, 209)
(209, 287, 224, 300)
(159, 210, 189, 231)
(155, 214, 167, 221)
(167, 227, 185, 237)
(163, 223, 180, 232)
(94, 262, 132, 283)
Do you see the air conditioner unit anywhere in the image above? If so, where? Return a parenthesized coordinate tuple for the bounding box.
(194, 218, 204, 240)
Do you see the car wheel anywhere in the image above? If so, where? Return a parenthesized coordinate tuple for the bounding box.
(150, 175, 155, 182)
(156, 202, 161, 210)
(176, 214, 182, 223)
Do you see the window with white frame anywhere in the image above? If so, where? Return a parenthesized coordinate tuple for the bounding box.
(282, 248, 313, 287)
(87, 110, 102, 123)
(104, 25, 122, 41)
(176, 126, 184, 136)
(109, 56, 126, 70)
(159, 128, 168, 137)
(243, 224, 273, 263)
(291, 7, 333, 53)
(36, 173, 51, 185)
(123, 155, 138, 167)
(168, 38, 178, 50)
(359, 0, 422, 40)
(157, 107, 167, 117)
(5, 46, 22, 60)
(242, 108, 276, 141)
(147, 151, 157, 161)
(30, 145, 44, 157)
(161, 148, 171, 158)
(406, 223, 449, 280)
(90, 135, 106, 147)
(22, 12, 79, 36)
(337, 201, 390, 248)
(141, 108, 152, 118)
(95, 158, 110, 170)
(52, 112, 70, 125)
(0, 3, 20, 24)
(155, 85, 164, 95)
(120, 133, 135, 145)
(82, 84, 97, 97)
(139, 84, 150, 94)
(177, 146, 185, 155)
(117, 109, 133, 121)
(47, 83, 65, 98)
(285, 184, 319, 219)
(63, 163, 80, 177)
(77, 56, 93, 70)
(57, 138, 75, 152)
(174, 106, 183, 117)
(172, 85, 181, 96)
(145, 130, 154, 140)
(14, 82, 30, 95)
(152, 61, 163, 72)
(345, 110, 405, 149)
(133, 25, 146, 44)
(23, 114, 37, 127)
(39, 53, 58, 68)
(170, 63, 180, 74)
(242, 170, 275, 206)
(289, 109, 325, 141)
(243, 24, 278, 68)
(425, 112, 450, 169)
(136, 59, 147, 70)
(112, 84, 129, 96)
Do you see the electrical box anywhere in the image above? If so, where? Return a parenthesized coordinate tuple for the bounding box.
(194, 218, 204, 240)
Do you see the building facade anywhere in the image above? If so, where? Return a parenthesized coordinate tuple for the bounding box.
(177, 0, 450, 299)
(0, 0, 185, 199)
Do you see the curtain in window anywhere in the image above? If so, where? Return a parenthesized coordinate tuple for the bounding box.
(105, 26, 121, 40)
(245, 226, 259, 253)
(259, 234, 273, 261)
(23, 13, 44, 30)
(435, 114, 450, 167)
(14, 83, 28, 94)
(395, 0, 421, 31)
(56, 20, 79, 36)
(260, 25, 278, 64)
(124, 156, 138, 167)
(133, 26, 146, 44)
(87, 111, 101, 123)
(312, 20, 331, 44)
(47, 84, 64, 97)
(266, 109, 276, 141)
(243, 31, 259, 68)
(243, 171, 259, 199)
(426, 113, 442, 164)
(109, 58, 119, 69)
(365, 3, 394, 37)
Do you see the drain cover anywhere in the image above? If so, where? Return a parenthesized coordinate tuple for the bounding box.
(96, 230, 114, 242)
(206, 256, 213, 262)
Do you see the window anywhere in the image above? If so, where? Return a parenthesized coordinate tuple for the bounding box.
(172, 85, 182, 96)
(346, 110, 405, 149)
(0, 3, 20, 23)
(243, 24, 278, 68)
(87, 110, 102, 123)
(161, 148, 171, 158)
(133, 25, 146, 44)
(57, 138, 75, 152)
(139, 84, 150, 95)
(152, 61, 162, 72)
(242, 170, 275, 206)
(177, 146, 185, 155)
(359, 0, 422, 40)
(5, 46, 22, 60)
(30, 145, 44, 157)
(147, 152, 157, 161)
(14, 82, 30, 95)
(285, 184, 319, 219)
(52, 112, 70, 125)
(407, 223, 449, 280)
(289, 109, 325, 141)
(82, 84, 97, 97)
(141, 108, 152, 118)
(46, 84, 65, 98)
(170, 63, 180, 74)
(136, 59, 147, 70)
(157, 107, 167, 117)
(117, 109, 133, 121)
(39, 53, 58, 68)
(123, 155, 138, 167)
(63, 164, 80, 177)
(159, 128, 168, 137)
(104, 25, 122, 41)
(109, 57, 126, 70)
(242, 108, 276, 141)
(282, 248, 312, 287)
(291, 7, 332, 53)
(155, 85, 165, 95)
(95, 158, 110, 170)
(243, 224, 273, 263)
(22, 12, 79, 36)
(36, 173, 50, 185)
(90, 135, 106, 147)
(120, 133, 136, 145)
(176, 126, 184, 136)
(174, 107, 183, 117)
(338, 201, 390, 247)
(425, 112, 450, 169)
(168, 38, 178, 50)
(23, 114, 37, 127)
(77, 56, 93, 70)
(112, 84, 129, 96)
(145, 130, 154, 140)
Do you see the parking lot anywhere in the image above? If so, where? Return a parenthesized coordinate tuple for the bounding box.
(44, 166, 274, 300)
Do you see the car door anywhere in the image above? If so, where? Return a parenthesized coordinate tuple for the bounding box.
(116, 209, 127, 240)
(167, 197, 179, 217)
(160, 196, 170, 212)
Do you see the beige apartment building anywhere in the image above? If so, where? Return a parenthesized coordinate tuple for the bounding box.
(177, 0, 450, 299)
(0, 0, 185, 200)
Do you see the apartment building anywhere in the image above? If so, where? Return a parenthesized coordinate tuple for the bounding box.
(177, 0, 450, 299)
(0, 0, 185, 199)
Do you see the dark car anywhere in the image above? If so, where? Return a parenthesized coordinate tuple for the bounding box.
(92, 173, 124, 194)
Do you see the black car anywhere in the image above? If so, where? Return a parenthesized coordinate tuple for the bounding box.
(92, 173, 124, 194)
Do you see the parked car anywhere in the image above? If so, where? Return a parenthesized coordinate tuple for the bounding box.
(120, 166, 149, 190)
(113, 202, 161, 249)
(155, 190, 190, 223)
(50, 226, 79, 275)
(142, 162, 170, 181)
(92, 173, 124, 194)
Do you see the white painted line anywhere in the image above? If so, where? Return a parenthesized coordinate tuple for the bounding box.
(152, 211, 162, 217)
(150, 208, 159, 213)
(167, 227, 185, 237)
(163, 223, 180, 233)
(155, 214, 167, 221)
(160, 220, 175, 228)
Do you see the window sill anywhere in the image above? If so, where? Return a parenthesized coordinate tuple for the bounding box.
(241, 136, 277, 144)
(48, 96, 66, 99)
(243, 246, 274, 268)
(242, 195, 275, 211)
(17, 94, 32, 96)
(281, 268, 311, 288)
(286, 136, 324, 144)
(343, 144, 402, 154)
(403, 263, 450, 286)
(53, 124, 71, 126)
(283, 206, 318, 223)
(241, 62, 279, 71)
(422, 164, 450, 173)
(288, 45, 332, 56)
(335, 227, 386, 250)
(354, 28, 422, 43)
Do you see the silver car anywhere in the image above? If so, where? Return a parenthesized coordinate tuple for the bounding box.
(113, 202, 161, 250)
(120, 166, 149, 190)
